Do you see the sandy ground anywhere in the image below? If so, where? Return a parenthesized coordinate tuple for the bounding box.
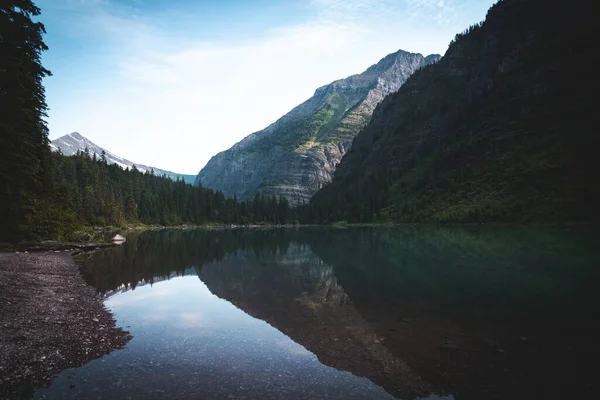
(0, 252, 130, 399)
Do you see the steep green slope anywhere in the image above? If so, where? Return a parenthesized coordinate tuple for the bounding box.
(310, 0, 599, 223)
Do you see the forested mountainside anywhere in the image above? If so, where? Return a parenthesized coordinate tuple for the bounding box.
(51, 132, 196, 184)
(308, 0, 599, 223)
(196, 50, 439, 205)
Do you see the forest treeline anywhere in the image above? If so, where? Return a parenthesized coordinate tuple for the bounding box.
(21, 149, 295, 240)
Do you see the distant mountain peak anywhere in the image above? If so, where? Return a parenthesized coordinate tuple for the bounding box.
(50, 133, 196, 184)
(69, 131, 84, 139)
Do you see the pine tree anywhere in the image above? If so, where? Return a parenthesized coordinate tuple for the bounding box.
(0, 1, 51, 239)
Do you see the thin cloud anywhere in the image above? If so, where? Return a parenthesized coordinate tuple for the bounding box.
(406, 0, 458, 25)
(311, 0, 397, 24)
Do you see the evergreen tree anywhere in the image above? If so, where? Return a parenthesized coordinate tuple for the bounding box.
(0, 0, 51, 239)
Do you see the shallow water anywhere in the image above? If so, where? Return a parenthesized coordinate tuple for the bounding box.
(33, 226, 600, 399)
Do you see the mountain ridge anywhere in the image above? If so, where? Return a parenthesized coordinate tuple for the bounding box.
(196, 49, 440, 205)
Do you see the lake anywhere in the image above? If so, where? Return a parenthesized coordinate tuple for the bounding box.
(33, 226, 600, 399)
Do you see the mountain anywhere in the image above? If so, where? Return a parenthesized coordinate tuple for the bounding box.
(196, 50, 440, 205)
(50, 132, 196, 184)
(310, 0, 599, 223)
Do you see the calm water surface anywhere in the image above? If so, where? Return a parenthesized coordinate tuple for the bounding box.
(33, 226, 600, 399)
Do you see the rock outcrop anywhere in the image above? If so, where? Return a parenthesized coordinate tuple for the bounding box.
(195, 50, 440, 205)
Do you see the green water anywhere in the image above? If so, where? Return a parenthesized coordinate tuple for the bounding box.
(35, 226, 600, 400)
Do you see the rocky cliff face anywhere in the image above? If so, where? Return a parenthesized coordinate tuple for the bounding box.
(195, 50, 440, 205)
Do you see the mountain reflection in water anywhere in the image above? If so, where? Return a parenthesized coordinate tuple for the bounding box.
(38, 226, 599, 400)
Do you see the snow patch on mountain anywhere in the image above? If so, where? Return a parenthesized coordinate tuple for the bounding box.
(50, 132, 196, 184)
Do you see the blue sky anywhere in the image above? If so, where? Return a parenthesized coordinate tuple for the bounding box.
(38, 0, 497, 174)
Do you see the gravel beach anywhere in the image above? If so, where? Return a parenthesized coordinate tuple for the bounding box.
(0, 251, 130, 399)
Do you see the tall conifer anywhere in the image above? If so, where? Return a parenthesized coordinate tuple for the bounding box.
(0, 1, 51, 239)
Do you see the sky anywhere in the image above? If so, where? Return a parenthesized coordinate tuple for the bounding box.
(38, 0, 497, 174)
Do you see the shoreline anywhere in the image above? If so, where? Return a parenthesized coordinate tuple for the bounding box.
(0, 241, 118, 253)
(0, 251, 131, 399)
(2, 221, 593, 253)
